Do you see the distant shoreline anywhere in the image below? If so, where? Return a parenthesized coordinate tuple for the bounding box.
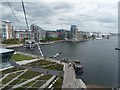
(0, 40, 65, 48)
(39, 40, 65, 45)
(86, 84, 111, 89)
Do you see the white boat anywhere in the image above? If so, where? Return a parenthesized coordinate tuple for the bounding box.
(96, 37, 102, 40)
(49, 52, 62, 58)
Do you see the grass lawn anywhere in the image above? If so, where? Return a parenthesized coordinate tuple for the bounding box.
(53, 77, 63, 90)
(2, 72, 22, 85)
(37, 74, 52, 80)
(11, 54, 35, 61)
(44, 64, 63, 70)
(14, 87, 38, 90)
(17, 79, 27, 84)
(18, 70, 41, 79)
(8, 79, 21, 85)
(2, 67, 24, 75)
(22, 80, 36, 87)
(25, 59, 56, 67)
(31, 81, 45, 87)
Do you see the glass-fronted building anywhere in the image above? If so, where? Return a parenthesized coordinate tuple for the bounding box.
(0, 48, 15, 69)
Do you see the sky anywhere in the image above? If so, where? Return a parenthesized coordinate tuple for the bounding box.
(1, 0, 119, 33)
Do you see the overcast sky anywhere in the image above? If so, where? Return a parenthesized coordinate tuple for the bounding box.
(2, 0, 119, 33)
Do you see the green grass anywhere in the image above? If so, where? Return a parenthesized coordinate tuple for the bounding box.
(2, 72, 22, 85)
(23, 80, 36, 87)
(2, 67, 24, 75)
(53, 77, 63, 90)
(31, 81, 45, 87)
(37, 74, 52, 80)
(17, 79, 27, 84)
(14, 87, 38, 90)
(13, 87, 29, 90)
(11, 54, 35, 61)
(25, 59, 56, 67)
(8, 79, 21, 85)
(3, 79, 21, 89)
(18, 70, 41, 79)
(44, 64, 63, 70)
(22, 80, 36, 87)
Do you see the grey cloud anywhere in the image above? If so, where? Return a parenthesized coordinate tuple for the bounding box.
(52, 2, 73, 11)
(2, 1, 118, 32)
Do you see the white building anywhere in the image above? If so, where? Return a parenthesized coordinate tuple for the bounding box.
(2, 20, 14, 40)
(70, 25, 79, 41)
(14, 29, 34, 40)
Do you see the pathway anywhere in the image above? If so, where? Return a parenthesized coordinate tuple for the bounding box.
(62, 63, 86, 89)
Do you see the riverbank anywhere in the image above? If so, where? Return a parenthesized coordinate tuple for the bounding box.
(38, 40, 65, 45)
(66, 38, 89, 42)
(0, 40, 65, 48)
(86, 84, 114, 90)
(86, 84, 109, 88)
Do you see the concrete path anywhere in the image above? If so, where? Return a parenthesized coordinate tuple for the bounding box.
(40, 76, 56, 89)
(0, 69, 27, 89)
(62, 63, 86, 89)
(16, 59, 39, 65)
(62, 63, 77, 88)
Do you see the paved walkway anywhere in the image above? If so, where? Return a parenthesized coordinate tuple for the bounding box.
(62, 63, 86, 89)
(40, 76, 56, 89)
(62, 63, 76, 88)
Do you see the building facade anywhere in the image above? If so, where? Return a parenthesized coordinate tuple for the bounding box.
(70, 25, 79, 41)
(14, 29, 34, 40)
(57, 29, 68, 39)
(2, 20, 14, 40)
(46, 31, 60, 38)
(30, 24, 46, 42)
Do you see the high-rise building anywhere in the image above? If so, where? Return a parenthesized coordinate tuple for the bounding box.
(2, 20, 14, 40)
(70, 25, 78, 40)
(30, 24, 46, 42)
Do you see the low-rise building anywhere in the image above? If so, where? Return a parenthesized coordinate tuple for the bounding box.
(14, 29, 34, 40)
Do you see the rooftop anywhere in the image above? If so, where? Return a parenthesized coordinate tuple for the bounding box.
(0, 48, 14, 54)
